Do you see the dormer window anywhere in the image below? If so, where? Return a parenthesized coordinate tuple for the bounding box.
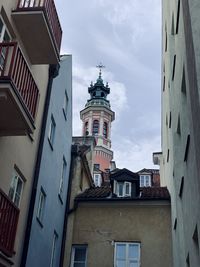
(94, 174, 101, 187)
(115, 181, 131, 197)
(140, 175, 151, 187)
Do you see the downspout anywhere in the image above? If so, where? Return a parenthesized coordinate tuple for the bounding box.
(21, 64, 59, 267)
(59, 149, 76, 267)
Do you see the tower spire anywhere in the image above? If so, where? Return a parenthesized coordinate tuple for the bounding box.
(96, 62, 105, 79)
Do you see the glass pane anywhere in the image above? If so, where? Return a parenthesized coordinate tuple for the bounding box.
(125, 183, 130, 195)
(3, 30, 10, 42)
(118, 183, 123, 196)
(74, 247, 86, 261)
(129, 244, 139, 259)
(116, 244, 126, 259)
(16, 179, 23, 195)
(116, 260, 126, 267)
(129, 262, 139, 267)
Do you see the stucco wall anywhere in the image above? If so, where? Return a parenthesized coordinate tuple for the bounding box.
(67, 201, 172, 267)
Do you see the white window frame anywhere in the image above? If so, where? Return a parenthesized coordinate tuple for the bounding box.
(114, 242, 141, 267)
(48, 115, 56, 147)
(115, 181, 132, 197)
(8, 169, 24, 208)
(59, 157, 67, 198)
(0, 17, 11, 42)
(70, 245, 87, 267)
(50, 231, 58, 267)
(94, 173, 101, 187)
(140, 175, 151, 187)
(37, 188, 46, 224)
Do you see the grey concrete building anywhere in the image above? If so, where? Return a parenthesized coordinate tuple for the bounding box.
(161, 0, 200, 266)
(23, 55, 72, 267)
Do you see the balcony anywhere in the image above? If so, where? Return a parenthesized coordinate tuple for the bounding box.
(0, 42, 39, 136)
(12, 0, 62, 64)
(0, 189, 19, 257)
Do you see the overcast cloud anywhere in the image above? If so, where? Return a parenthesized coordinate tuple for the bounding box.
(56, 0, 161, 172)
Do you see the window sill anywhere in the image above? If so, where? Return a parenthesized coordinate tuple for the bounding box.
(48, 138, 54, 151)
(36, 217, 43, 228)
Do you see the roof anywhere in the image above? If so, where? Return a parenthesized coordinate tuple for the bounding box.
(137, 168, 159, 174)
(75, 186, 170, 201)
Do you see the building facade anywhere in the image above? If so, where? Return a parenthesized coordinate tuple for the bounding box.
(63, 166, 172, 267)
(80, 68, 115, 174)
(24, 55, 72, 267)
(0, 0, 62, 266)
(161, 0, 200, 266)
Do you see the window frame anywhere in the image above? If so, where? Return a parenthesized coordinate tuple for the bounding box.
(70, 245, 87, 267)
(63, 90, 68, 120)
(59, 157, 67, 202)
(37, 187, 46, 226)
(92, 120, 99, 136)
(140, 175, 151, 187)
(114, 242, 141, 267)
(94, 173, 101, 187)
(103, 121, 108, 139)
(48, 115, 56, 149)
(50, 231, 58, 267)
(115, 181, 132, 197)
(8, 169, 24, 208)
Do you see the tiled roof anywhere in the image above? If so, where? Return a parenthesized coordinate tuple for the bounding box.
(75, 186, 170, 201)
(141, 187, 170, 199)
(76, 186, 111, 199)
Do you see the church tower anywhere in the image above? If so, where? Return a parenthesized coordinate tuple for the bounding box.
(80, 65, 115, 175)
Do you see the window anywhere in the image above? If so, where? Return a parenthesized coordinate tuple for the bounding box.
(84, 121, 89, 136)
(114, 242, 140, 267)
(179, 176, 184, 198)
(94, 164, 100, 170)
(37, 188, 46, 225)
(59, 157, 67, 199)
(63, 91, 68, 119)
(176, 0, 180, 34)
(70, 245, 87, 267)
(184, 135, 190, 162)
(172, 55, 176, 80)
(48, 115, 56, 148)
(140, 175, 151, 187)
(8, 169, 24, 207)
(94, 174, 101, 187)
(115, 181, 132, 197)
(103, 122, 108, 138)
(92, 120, 99, 136)
(0, 17, 11, 73)
(50, 231, 58, 267)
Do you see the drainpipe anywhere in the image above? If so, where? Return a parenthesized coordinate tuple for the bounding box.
(20, 64, 59, 267)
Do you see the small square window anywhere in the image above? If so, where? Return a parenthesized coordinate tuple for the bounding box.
(48, 115, 56, 148)
(70, 245, 87, 267)
(94, 164, 100, 171)
(115, 181, 132, 197)
(37, 188, 46, 226)
(140, 175, 151, 187)
(63, 91, 68, 120)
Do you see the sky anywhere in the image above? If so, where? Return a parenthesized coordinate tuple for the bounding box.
(56, 0, 162, 172)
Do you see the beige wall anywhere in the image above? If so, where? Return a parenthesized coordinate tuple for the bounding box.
(66, 201, 172, 267)
(0, 1, 49, 266)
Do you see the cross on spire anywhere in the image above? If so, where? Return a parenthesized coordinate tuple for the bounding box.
(96, 62, 105, 78)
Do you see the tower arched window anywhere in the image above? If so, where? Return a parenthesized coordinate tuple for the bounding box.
(103, 122, 108, 139)
(92, 120, 99, 136)
(85, 121, 89, 136)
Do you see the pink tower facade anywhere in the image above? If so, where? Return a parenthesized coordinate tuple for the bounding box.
(80, 68, 115, 174)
